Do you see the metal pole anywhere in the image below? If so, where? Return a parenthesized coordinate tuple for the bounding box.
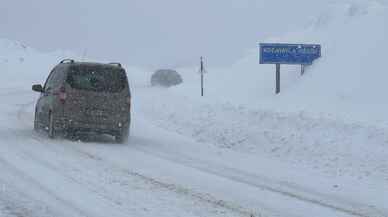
(201, 57, 204, 97)
(301, 64, 305, 76)
(276, 64, 280, 94)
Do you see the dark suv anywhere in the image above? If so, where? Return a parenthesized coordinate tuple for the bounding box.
(32, 59, 131, 143)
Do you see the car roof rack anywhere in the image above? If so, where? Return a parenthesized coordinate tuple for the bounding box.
(108, 62, 122, 68)
(60, 59, 75, 64)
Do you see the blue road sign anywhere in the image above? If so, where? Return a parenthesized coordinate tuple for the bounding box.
(259, 43, 321, 65)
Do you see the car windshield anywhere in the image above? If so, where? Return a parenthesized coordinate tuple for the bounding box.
(67, 65, 127, 93)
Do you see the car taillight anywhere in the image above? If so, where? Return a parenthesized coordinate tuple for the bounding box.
(58, 87, 67, 104)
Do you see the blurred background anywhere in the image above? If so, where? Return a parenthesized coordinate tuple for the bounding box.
(0, 0, 328, 68)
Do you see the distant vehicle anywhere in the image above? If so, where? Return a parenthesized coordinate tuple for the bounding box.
(32, 59, 131, 143)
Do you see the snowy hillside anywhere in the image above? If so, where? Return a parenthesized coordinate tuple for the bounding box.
(160, 1, 388, 125)
(0, 38, 78, 89)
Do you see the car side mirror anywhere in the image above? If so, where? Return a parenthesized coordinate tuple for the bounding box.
(32, 84, 43, 92)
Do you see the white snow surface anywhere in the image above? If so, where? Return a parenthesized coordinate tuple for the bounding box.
(1, 1, 388, 217)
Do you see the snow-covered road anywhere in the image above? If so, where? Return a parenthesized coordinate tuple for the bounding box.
(1, 90, 248, 217)
(0, 87, 385, 217)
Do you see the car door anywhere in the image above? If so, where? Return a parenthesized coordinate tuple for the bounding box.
(38, 68, 59, 127)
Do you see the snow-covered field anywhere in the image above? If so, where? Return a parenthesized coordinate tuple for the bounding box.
(1, 1, 388, 217)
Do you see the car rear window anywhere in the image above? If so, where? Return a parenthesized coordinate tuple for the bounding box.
(66, 65, 127, 93)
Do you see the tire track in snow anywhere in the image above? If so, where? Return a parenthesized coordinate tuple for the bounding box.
(0, 167, 75, 217)
(26, 135, 257, 217)
(0, 183, 55, 217)
(130, 138, 385, 217)
(14, 97, 259, 217)
(0, 157, 91, 217)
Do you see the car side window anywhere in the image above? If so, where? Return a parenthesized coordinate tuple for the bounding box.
(44, 66, 65, 92)
(44, 69, 56, 92)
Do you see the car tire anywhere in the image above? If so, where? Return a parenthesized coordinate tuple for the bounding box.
(33, 111, 39, 131)
(48, 112, 56, 139)
(115, 127, 129, 144)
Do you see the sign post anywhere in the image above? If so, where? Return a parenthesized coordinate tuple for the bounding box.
(259, 43, 321, 94)
(276, 64, 280, 94)
(200, 56, 205, 97)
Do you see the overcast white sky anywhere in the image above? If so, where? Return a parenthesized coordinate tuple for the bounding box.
(0, 0, 325, 68)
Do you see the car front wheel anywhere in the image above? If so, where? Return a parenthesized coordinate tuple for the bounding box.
(48, 112, 56, 139)
(34, 112, 39, 131)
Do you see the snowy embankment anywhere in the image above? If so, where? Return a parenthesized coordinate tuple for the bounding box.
(0, 39, 77, 89)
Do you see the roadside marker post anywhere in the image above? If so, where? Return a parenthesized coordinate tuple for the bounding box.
(199, 56, 207, 97)
(259, 43, 321, 94)
(201, 57, 204, 96)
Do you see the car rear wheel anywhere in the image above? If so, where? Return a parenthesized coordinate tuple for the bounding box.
(115, 127, 129, 144)
(48, 112, 56, 139)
